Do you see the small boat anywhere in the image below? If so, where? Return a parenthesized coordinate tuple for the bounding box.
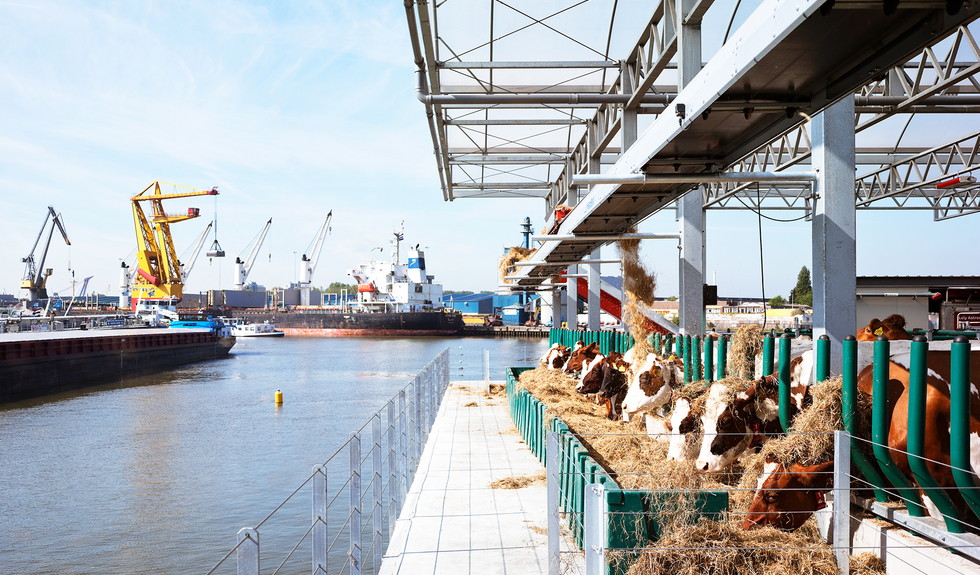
(228, 319, 284, 338)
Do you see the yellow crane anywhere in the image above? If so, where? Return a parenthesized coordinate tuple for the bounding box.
(130, 181, 218, 305)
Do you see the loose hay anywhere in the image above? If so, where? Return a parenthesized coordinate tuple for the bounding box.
(498, 246, 535, 284)
(624, 521, 838, 575)
(618, 227, 657, 360)
(490, 472, 546, 489)
(487, 383, 506, 396)
(729, 325, 764, 379)
(463, 401, 479, 407)
(849, 552, 886, 574)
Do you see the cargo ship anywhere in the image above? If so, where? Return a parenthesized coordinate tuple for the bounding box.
(231, 231, 464, 336)
(0, 320, 235, 403)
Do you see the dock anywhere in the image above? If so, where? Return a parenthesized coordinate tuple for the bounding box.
(380, 379, 583, 575)
(461, 325, 549, 337)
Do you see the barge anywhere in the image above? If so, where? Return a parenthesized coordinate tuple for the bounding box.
(0, 324, 235, 403)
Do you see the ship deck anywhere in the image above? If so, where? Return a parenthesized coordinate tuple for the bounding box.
(0, 326, 212, 343)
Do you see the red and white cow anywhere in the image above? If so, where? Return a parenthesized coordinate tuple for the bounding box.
(620, 353, 684, 421)
(540, 343, 572, 370)
(741, 457, 834, 531)
(856, 314, 911, 342)
(564, 342, 601, 374)
(743, 347, 980, 530)
(693, 359, 813, 472)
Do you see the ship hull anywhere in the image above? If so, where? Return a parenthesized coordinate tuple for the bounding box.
(232, 309, 464, 337)
(0, 328, 235, 403)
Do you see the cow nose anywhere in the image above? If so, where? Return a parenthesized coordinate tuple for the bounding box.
(695, 460, 709, 471)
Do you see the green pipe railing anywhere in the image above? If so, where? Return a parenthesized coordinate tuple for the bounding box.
(693, 336, 703, 381)
(871, 336, 927, 516)
(778, 334, 792, 432)
(683, 335, 692, 384)
(704, 336, 714, 383)
(716, 336, 727, 380)
(841, 336, 889, 502)
(950, 336, 980, 520)
(762, 334, 775, 377)
(907, 336, 963, 532)
(816, 334, 830, 382)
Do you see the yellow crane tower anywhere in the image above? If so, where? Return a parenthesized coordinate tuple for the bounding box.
(130, 181, 219, 305)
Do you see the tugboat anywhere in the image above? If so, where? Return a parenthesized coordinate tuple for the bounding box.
(232, 228, 464, 336)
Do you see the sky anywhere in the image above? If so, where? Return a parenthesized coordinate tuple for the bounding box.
(1, 1, 979, 303)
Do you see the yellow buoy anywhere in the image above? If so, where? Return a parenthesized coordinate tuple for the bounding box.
(275, 389, 283, 404)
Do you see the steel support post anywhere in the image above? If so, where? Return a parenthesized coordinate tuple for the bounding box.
(833, 431, 851, 575)
(313, 465, 328, 575)
(587, 251, 601, 331)
(812, 97, 856, 372)
(350, 433, 362, 575)
(236, 527, 259, 575)
(584, 483, 606, 575)
(398, 389, 408, 503)
(387, 400, 398, 537)
(566, 274, 578, 328)
(677, 0, 705, 337)
(372, 415, 383, 569)
(551, 286, 564, 328)
(547, 432, 561, 575)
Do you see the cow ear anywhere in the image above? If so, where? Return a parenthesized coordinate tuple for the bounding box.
(792, 460, 834, 490)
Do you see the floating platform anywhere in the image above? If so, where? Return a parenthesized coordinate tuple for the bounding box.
(380, 380, 583, 575)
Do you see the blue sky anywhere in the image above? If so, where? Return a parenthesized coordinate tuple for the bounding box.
(2, 1, 978, 302)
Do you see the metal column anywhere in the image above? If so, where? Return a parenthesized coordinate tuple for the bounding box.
(587, 251, 601, 331)
(677, 0, 705, 336)
(811, 97, 856, 372)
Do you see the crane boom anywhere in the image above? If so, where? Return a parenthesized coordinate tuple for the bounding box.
(21, 206, 71, 302)
(130, 181, 218, 305)
(180, 221, 214, 283)
(298, 210, 332, 306)
(234, 218, 272, 290)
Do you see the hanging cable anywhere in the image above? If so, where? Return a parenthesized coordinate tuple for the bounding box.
(723, 0, 742, 44)
(756, 185, 768, 331)
(732, 193, 811, 223)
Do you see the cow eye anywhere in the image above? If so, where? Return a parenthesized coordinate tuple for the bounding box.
(719, 415, 731, 425)
(764, 491, 779, 504)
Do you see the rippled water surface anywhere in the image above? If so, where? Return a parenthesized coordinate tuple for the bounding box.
(0, 335, 548, 574)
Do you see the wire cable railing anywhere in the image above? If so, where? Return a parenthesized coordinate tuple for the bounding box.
(207, 349, 449, 575)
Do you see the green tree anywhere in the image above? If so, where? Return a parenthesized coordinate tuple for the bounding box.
(789, 266, 813, 306)
(325, 281, 357, 293)
(769, 295, 786, 308)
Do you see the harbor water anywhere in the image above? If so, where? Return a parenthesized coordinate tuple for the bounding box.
(0, 335, 549, 575)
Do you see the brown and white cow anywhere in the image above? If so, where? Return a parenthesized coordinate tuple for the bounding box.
(742, 457, 834, 531)
(743, 346, 980, 530)
(564, 342, 601, 374)
(620, 353, 684, 421)
(693, 366, 812, 472)
(856, 314, 911, 342)
(540, 343, 572, 370)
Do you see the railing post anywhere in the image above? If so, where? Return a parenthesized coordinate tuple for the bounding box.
(704, 335, 714, 383)
(413, 375, 422, 477)
(398, 389, 409, 503)
(236, 527, 259, 575)
(833, 431, 850, 575)
(350, 433, 362, 575)
(841, 336, 888, 502)
(778, 334, 792, 431)
(372, 414, 384, 569)
(950, 336, 980, 517)
(717, 335, 727, 381)
(584, 483, 606, 575)
(483, 348, 491, 381)
(547, 431, 560, 575)
(387, 400, 398, 538)
(693, 336, 703, 381)
(313, 465, 328, 575)
(816, 334, 830, 382)
(762, 334, 774, 377)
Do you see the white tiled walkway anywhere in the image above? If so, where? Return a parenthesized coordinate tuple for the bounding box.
(379, 380, 583, 575)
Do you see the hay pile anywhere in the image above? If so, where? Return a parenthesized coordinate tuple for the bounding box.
(489, 472, 546, 489)
(498, 246, 535, 284)
(728, 325, 764, 379)
(624, 520, 839, 575)
(517, 367, 720, 492)
(618, 228, 657, 359)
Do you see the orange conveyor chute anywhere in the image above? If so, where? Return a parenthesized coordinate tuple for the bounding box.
(575, 277, 674, 335)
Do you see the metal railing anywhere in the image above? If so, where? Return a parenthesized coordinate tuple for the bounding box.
(208, 349, 449, 575)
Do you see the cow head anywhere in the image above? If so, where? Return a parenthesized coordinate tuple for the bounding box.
(856, 314, 911, 341)
(575, 353, 607, 394)
(564, 342, 600, 373)
(694, 383, 760, 472)
(621, 354, 672, 420)
(742, 458, 834, 531)
(666, 396, 702, 461)
(540, 344, 571, 370)
(597, 355, 631, 420)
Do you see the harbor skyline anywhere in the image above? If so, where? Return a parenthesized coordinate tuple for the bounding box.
(2, 1, 978, 301)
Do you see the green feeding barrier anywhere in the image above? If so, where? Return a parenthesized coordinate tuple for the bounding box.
(762, 334, 775, 377)
(777, 334, 792, 432)
(841, 336, 889, 502)
(716, 336, 728, 380)
(950, 337, 980, 519)
(505, 366, 729, 572)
